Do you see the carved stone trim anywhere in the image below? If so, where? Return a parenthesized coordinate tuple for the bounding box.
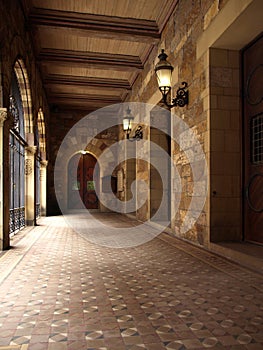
(25, 159, 33, 175)
(40, 160, 48, 168)
(0, 108, 8, 126)
(25, 145, 37, 155)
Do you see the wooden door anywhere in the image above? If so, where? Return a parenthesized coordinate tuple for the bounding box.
(68, 153, 99, 209)
(243, 34, 263, 244)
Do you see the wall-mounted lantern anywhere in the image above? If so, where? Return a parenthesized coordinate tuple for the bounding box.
(154, 49, 189, 108)
(122, 107, 143, 141)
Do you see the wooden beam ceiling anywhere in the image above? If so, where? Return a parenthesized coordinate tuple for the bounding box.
(43, 75, 132, 90)
(48, 94, 123, 113)
(21, 1, 177, 112)
(29, 8, 161, 44)
(37, 49, 143, 71)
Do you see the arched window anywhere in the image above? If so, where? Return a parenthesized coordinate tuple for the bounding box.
(37, 108, 46, 155)
(9, 72, 26, 235)
(9, 58, 33, 235)
(35, 108, 46, 218)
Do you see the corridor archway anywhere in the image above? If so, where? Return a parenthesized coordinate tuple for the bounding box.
(68, 153, 100, 210)
(9, 70, 26, 235)
(36, 108, 47, 218)
(9, 58, 34, 235)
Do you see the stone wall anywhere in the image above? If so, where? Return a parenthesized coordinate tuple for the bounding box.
(119, 0, 255, 247)
(47, 109, 87, 214)
(209, 48, 241, 242)
(126, 0, 262, 248)
(121, 0, 220, 246)
(49, 107, 120, 214)
(0, 0, 49, 119)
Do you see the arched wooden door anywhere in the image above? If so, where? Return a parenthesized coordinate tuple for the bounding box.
(68, 153, 99, 209)
(243, 34, 263, 244)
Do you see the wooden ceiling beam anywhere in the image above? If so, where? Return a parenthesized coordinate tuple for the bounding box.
(44, 75, 132, 90)
(48, 93, 122, 104)
(38, 49, 143, 71)
(28, 7, 160, 43)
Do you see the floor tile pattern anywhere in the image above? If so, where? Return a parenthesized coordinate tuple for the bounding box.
(0, 214, 262, 349)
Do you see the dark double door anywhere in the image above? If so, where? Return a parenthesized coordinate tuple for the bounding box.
(243, 34, 263, 244)
(68, 153, 99, 209)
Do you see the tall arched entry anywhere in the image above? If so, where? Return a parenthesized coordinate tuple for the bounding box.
(68, 153, 99, 209)
(9, 73, 26, 235)
(9, 58, 35, 235)
(36, 108, 47, 218)
(9, 60, 30, 236)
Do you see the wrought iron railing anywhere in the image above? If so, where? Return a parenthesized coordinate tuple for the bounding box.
(9, 207, 25, 236)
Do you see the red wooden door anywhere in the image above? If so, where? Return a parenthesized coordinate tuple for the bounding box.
(68, 153, 99, 209)
(243, 35, 263, 244)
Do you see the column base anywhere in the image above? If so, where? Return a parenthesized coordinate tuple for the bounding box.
(26, 219, 35, 226)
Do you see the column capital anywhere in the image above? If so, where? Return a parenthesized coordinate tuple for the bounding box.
(0, 108, 8, 126)
(25, 145, 37, 155)
(40, 160, 48, 167)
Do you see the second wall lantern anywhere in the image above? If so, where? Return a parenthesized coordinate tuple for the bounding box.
(154, 49, 188, 108)
(122, 107, 143, 141)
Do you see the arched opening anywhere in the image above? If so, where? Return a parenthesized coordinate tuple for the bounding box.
(13, 59, 33, 135)
(9, 58, 34, 236)
(36, 108, 47, 218)
(9, 72, 26, 235)
(37, 108, 46, 156)
(68, 153, 100, 210)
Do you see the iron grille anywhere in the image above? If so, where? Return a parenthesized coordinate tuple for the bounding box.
(251, 114, 263, 164)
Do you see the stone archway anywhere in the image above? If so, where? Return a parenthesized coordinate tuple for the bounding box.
(9, 58, 35, 233)
(36, 108, 47, 217)
(55, 129, 117, 214)
(68, 152, 100, 210)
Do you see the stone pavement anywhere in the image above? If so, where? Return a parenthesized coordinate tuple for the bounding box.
(0, 213, 262, 350)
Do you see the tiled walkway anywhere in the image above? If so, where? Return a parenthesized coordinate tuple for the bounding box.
(0, 214, 262, 350)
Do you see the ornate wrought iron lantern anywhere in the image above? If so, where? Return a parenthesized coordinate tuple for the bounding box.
(123, 107, 143, 141)
(154, 49, 188, 108)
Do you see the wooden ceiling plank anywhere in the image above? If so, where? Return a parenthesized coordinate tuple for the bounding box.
(28, 7, 160, 43)
(38, 49, 143, 71)
(49, 93, 122, 103)
(44, 75, 131, 90)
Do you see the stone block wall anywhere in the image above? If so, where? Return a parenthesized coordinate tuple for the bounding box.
(122, 0, 220, 246)
(119, 0, 254, 247)
(0, 0, 49, 119)
(49, 108, 120, 214)
(47, 109, 87, 214)
(209, 48, 241, 242)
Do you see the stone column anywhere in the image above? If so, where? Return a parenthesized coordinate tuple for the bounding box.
(0, 108, 8, 250)
(40, 160, 48, 216)
(25, 145, 37, 226)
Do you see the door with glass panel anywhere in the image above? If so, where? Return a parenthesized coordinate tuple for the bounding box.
(243, 34, 263, 244)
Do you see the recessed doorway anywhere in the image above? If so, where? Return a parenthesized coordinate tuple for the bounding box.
(68, 153, 99, 209)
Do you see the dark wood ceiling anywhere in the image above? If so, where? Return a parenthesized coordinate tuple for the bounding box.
(21, 0, 177, 112)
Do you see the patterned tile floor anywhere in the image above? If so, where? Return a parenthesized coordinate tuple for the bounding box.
(0, 213, 262, 350)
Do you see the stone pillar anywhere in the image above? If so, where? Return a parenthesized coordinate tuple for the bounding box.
(40, 160, 48, 216)
(0, 108, 8, 250)
(25, 145, 37, 226)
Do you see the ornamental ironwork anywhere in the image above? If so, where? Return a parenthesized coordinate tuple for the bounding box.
(9, 95, 19, 131)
